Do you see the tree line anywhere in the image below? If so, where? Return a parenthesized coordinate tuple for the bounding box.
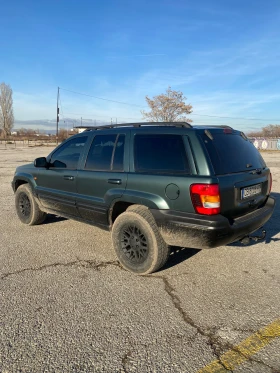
(247, 125, 280, 138)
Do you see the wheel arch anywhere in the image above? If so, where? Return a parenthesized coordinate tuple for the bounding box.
(13, 174, 36, 192)
(108, 193, 169, 228)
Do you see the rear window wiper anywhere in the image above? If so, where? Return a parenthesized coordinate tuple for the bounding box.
(250, 168, 262, 175)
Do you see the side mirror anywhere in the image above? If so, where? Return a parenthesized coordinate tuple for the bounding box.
(34, 157, 48, 168)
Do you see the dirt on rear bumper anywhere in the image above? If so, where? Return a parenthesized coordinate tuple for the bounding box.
(151, 196, 275, 249)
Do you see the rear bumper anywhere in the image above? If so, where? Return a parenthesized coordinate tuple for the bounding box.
(151, 197, 275, 248)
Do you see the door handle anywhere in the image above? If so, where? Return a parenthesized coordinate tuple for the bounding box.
(107, 179, 122, 185)
(64, 175, 75, 181)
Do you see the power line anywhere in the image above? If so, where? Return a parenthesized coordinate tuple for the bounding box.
(62, 111, 143, 121)
(59, 87, 280, 122)
(60, 87, 144, 108)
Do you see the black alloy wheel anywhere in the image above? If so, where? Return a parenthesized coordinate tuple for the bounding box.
(18, 193, 31, 218)
(121, 225, 149, 264)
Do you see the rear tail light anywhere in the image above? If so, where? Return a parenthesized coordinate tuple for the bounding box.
(190, 184, 220, 215)
(268, 173, 272, 194)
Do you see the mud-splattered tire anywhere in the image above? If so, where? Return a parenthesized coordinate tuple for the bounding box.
(112, 205, 170, 275)
(15, 184, 47, 225)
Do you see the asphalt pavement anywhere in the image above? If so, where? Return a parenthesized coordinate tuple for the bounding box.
(0, 144, 279, 373)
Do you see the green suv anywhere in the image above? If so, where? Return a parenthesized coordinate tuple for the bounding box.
(12, 122, 275, 274)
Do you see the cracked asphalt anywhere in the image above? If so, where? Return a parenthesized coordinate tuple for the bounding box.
(0, 145, 280, 373)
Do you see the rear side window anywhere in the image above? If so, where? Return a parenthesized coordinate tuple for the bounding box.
(85, 134, 125, 171)
(134, 134, 190, 174)
(201, 132, 266, 175)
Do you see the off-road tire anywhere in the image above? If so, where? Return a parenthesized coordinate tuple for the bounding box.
(15, 184, 47, 225)
(112, 205, 170, 275)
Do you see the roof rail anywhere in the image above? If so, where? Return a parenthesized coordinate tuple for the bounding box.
(74, 122, 193, 131)
(193, 125, 233, 130)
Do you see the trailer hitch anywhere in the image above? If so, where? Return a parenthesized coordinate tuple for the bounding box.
(239, 229, 266, 245)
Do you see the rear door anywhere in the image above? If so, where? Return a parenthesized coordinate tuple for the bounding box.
(199, 129, 271, 218)
(76, 133, 128, 228)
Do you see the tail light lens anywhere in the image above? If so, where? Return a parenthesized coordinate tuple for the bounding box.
(190, 184, 220, 215)
(268, 173, 272, 194)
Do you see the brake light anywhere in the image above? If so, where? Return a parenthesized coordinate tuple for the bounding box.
(268, 173, 272, 194)
(190, 184, 220, 215)
(223, 128, 232, 134)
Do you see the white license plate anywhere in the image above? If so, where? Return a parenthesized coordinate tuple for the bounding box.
(241, 184, 262, 199)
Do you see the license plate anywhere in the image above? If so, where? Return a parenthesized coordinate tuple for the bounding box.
(241, 184, 262, 199)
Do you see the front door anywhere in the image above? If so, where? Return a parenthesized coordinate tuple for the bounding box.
(36, 135, 88, 217)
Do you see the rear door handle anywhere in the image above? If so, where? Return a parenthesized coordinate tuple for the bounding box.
(64, 175, 75, 181)
(107, 179, 122, 185)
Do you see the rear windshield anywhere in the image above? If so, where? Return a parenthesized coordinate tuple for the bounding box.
(200, 131, 266, 175)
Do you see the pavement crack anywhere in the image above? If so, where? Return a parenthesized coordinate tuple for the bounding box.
(152, 275, 233, 371)
(0, 259, 123, 280)
(159, 276, 206, 335)
(153, 275, 277, 371)
(121, 350, 132, 373)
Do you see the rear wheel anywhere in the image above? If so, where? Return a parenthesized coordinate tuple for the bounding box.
(112, 205, 170, 275)
(15, 184, 47, 225)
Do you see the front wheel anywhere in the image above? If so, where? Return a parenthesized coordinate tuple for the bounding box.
(111, 205, 170, 275)
(15, 184, 47, 225)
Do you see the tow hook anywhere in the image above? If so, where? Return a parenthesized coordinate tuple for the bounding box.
(239, 229, 266, 245)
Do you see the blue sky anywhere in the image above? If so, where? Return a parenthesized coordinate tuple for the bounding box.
(1, 0, 280, 132)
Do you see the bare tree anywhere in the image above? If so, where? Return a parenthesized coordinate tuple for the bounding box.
(247, 124, 280, 138)
(58, 128, 69, 141)
(141, 87, 193, 122)
(0, 82, 14, 137)
(262, 124, 280, 138)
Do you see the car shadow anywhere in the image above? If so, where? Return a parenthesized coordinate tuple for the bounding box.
(161, 247, 201, 271)
(43, 214, 67, 225)
(228, 192, 280, 247)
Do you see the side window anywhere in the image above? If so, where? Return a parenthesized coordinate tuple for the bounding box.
(50, 136, 87, 169)
(85, 135, 117, 171)
(134, 134, 190, 174)
(85, 134, 126, 171)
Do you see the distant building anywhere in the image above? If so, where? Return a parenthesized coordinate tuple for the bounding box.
(73, 126, 88, 133)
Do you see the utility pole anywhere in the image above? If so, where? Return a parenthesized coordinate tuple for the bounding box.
(81, 117, 82, 126)
(116, 118, 117, 124)
(65, 120, 68, 137)
(56, 87, 60, 144)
